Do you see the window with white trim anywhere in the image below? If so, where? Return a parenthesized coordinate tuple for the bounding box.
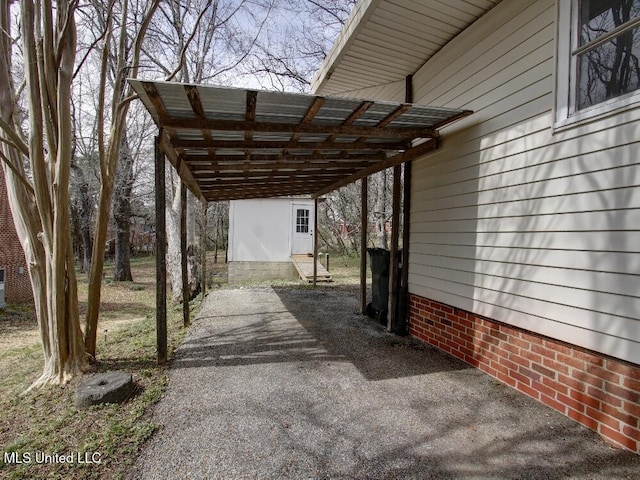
(296, 209, 309, 233)
(556, 0, 640, 127)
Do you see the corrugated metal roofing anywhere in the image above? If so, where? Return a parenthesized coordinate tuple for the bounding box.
(129, 80, 471, 202)
(312, 0, 501, 96)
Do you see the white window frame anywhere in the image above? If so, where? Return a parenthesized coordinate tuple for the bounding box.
(555, 0, 640, 130)
(295, 208, 309, 234)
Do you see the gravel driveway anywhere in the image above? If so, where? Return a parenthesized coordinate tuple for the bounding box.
(133, 286, 639, 479)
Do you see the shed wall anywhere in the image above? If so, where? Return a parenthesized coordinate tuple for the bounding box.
(228, 199, 293, 262)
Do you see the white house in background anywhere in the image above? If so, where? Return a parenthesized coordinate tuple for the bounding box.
(313, 0, 640, 453)
(228, 197, 315, 282)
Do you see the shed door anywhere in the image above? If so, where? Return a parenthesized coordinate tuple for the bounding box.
(292, 204, 313, 254)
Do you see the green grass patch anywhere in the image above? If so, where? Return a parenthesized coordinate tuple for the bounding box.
(0, 256, 194, 480)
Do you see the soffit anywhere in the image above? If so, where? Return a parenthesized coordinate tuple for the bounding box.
(312, 0, 502, 96)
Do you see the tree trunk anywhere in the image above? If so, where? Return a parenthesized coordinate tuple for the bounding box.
(113, 133, 133, 282)
(374, 170, 389, 249)
(80, 180, 93, 276)
(84, 0, 161, 358)
(0, 0, 87, 388)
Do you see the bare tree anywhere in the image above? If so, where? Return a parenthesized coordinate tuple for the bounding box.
(245, 0, 356, 91)
(83, 0, 160, 359)
(142, 0, 277, 302)
(0, 0, 87, 387)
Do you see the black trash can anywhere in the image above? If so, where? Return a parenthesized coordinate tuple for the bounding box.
(365, 248, 390, 324)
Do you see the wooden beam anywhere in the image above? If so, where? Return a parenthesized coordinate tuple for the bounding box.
(173, 138, 405, 151)
(377, 104, 411, 128)
(197, 173, 347, 185)
(185, 151, 386, 163)
(325, 99, 374, 158)
(432, 109, 473, 130)
(157, 131, 205, 202)
(181, 181, 189, 327)
(245, 90, 257, 121)
(143, 83, 170, 123)
(154, 135, 167, 364)
(185, 85, 206, 119)
(204, 186, 320, 201)
(162, 117, 436, 139)
(201, 182, 326, 195)
(189, 160, 377, 173)
(360, 177, 368, 315)
(291, 96, 326, 142)
(311, 139, 437, 198)
(245, 90, 257, 141)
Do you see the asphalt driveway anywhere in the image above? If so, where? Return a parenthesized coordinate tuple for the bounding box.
(133, 286, 639, 479)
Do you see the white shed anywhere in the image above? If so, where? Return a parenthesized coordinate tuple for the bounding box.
(227, 197, 316, 282)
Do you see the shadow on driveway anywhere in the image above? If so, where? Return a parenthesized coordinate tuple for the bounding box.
(134, 286, 640, 480)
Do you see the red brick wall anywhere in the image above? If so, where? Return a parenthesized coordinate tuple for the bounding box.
(0, 168, 32, 304)
(409, 293, 640, 453)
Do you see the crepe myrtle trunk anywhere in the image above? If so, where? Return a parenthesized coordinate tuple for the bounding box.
(0, 0, 88, 388)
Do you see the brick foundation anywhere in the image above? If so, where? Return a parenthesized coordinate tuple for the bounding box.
(0, 168, 32, 304)
(409, 294, 640, 453)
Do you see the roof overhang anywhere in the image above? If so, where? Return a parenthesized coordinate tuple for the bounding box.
(312, 0, 502, 96)
(129, 80, 471, 202)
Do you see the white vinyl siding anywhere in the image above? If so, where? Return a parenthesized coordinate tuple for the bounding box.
(405, 0, 640, 364)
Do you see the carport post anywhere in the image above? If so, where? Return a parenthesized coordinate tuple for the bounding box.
(313, 197, 318, 287)
(181, 181, 189, 327)
(201, 200, 207, 301)
(360, 176, 368, 314)
(387, 164, 402, 332)
(155, 134, 167, 364)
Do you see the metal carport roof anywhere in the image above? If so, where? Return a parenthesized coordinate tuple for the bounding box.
(129, 80, 471, 202)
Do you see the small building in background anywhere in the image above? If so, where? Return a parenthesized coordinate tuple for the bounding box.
(0, 168, 33, 307)
(228, 197, 315, 282)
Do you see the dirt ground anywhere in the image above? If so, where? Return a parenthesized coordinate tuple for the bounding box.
(134, 285, 640, 479)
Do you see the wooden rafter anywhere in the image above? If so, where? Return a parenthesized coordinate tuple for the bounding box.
(291, 96, 326, 142)
(311, 139, 438, 198)
(157, 130, 204, 201)
(198, 172, 347, 184)
(184, 151, 386, 163)
(189, 161, 376, 173)
(245, 90, 257, 141)
(184, 85, 213, 143)
(129, 81, 472, 203)
(173, 139, 405, 151)
(161, 117, 435, 139)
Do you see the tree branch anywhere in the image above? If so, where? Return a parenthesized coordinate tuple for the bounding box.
(0, 148, 34, 196)
(165, 0, 213, 82)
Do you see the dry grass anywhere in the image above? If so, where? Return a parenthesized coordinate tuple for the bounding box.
(0, 256, 216, 480)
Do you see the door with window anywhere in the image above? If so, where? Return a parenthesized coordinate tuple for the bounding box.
(292, 204, 313, 254)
